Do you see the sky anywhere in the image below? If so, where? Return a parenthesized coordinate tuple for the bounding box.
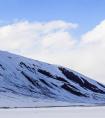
(0, 0, 105, 83)
(0, 0, 105, 35)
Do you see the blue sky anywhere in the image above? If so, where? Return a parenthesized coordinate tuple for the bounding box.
(0, 0, 105, 83)
(0, 0, 105, 35)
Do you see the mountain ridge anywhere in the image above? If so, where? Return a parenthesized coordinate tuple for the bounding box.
(0, 51, 105, 107)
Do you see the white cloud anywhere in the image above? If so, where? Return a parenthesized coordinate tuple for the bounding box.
(0, 20, 105, 83)
(81, 20, 105, 45)
(0, 20, 77, 53)
(42, 31, 75, 50)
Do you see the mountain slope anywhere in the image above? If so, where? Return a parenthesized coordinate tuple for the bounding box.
(0, 51, 105, 107)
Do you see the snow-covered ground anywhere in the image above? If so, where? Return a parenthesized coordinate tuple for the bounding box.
(0, 107, 105, 118)
(1, 51, 105, 107)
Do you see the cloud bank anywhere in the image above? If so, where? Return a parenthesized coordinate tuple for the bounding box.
(0, 20, 105, 83)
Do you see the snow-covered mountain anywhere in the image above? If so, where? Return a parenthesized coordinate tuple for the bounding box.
(0, 51, 105, 108)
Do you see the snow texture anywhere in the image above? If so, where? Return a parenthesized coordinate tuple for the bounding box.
(0, 50, 105, 107)
(0, 107, 105, 118)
